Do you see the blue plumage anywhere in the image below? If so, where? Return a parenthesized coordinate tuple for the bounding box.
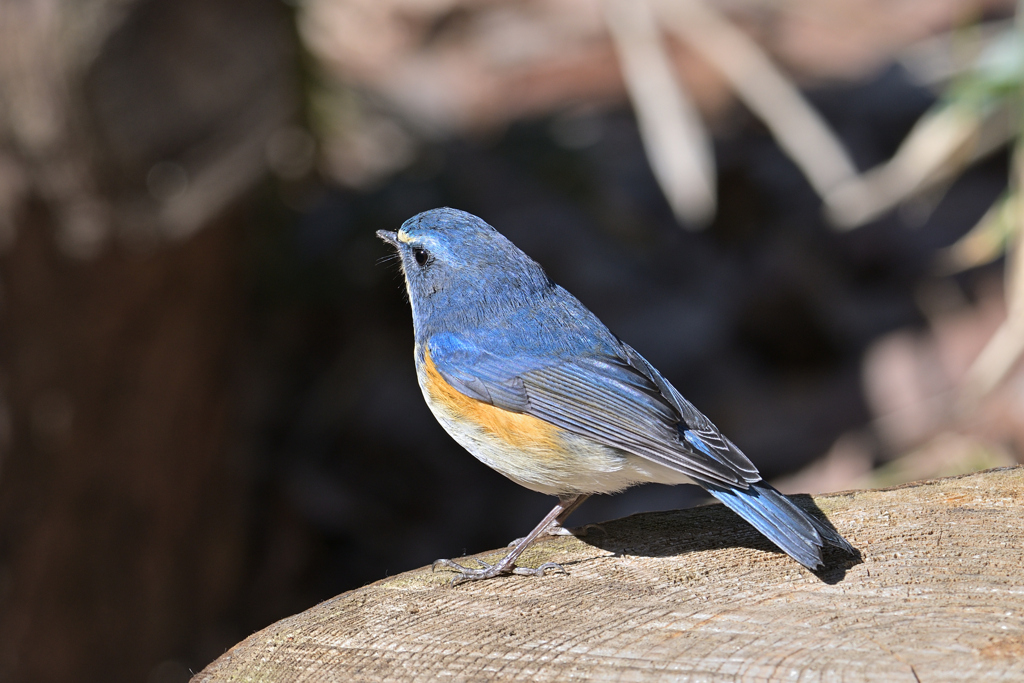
(379, 208, 856, 583)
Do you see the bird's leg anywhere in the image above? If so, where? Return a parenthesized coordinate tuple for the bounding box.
(434, 494, 587, 585)
(553, 496, 606, 539)
(508, 493, 590, 545)
(552, 492, 588, 527)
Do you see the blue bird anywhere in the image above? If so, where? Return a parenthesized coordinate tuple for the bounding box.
(378, 208, 855, 584)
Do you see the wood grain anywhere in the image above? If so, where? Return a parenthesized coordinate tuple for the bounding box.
(194, 467, 1024, 682)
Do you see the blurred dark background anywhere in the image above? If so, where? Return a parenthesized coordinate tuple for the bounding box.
(1, 0, 1022, 681)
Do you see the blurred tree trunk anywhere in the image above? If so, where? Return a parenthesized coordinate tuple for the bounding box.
(0, 206, 247, 681)
(0, 0, 298, 680)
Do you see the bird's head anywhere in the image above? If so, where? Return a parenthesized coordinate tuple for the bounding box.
(377, 208, 553, 337)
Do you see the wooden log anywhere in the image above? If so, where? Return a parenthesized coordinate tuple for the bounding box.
(194, 467, 1024, 682)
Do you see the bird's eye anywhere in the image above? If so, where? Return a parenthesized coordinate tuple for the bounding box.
(412, 246, 430, 266)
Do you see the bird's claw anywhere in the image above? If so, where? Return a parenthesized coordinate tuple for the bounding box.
(432, 557, 506, 585)
(432, 557, 566, 585)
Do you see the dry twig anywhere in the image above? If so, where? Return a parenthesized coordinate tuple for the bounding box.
(604, 0, 716, 227)
(655, 0, 872, 222)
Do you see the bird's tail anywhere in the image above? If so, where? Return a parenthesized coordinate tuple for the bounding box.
(704, 481, 855, 570)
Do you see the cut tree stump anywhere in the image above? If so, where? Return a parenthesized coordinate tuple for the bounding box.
(194, 467, 1024, 682)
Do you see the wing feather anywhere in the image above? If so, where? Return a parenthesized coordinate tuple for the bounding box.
(429, 332, 760, 488)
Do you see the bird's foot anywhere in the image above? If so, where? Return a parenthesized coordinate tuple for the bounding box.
(432, 557, 566, 586)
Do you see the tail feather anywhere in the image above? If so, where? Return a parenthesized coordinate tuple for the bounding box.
(704, 481, 854, 569)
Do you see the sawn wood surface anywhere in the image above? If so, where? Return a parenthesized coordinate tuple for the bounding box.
(195, 467, 1024, 682)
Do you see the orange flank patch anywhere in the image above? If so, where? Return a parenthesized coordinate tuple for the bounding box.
(422, 348, 564, 454)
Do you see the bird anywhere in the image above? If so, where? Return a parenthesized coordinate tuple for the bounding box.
(378, 207, 855, 584)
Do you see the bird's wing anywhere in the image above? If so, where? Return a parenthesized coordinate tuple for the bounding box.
(428, 332, 760, 488)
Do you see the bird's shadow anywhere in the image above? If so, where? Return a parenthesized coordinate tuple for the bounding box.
(569, 494, 862, 585)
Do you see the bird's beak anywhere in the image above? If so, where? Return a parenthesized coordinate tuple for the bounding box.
(376, 230, 400, 248)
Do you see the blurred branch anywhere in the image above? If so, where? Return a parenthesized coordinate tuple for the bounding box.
(0, 0, 297, 257)
(828, 24, 1023, 230)
(937, 191, 1021, 273)
(654, 0, 872, 219)
(604, 0, 716, 228)
(296, 0, 1015, 207)
(957, 4, 1024, 405)
(0, 0, 128, 257)
(899, 19, 1014, 89)
(826, 101, 1014, 228)
(960, 150, 1024, 404)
